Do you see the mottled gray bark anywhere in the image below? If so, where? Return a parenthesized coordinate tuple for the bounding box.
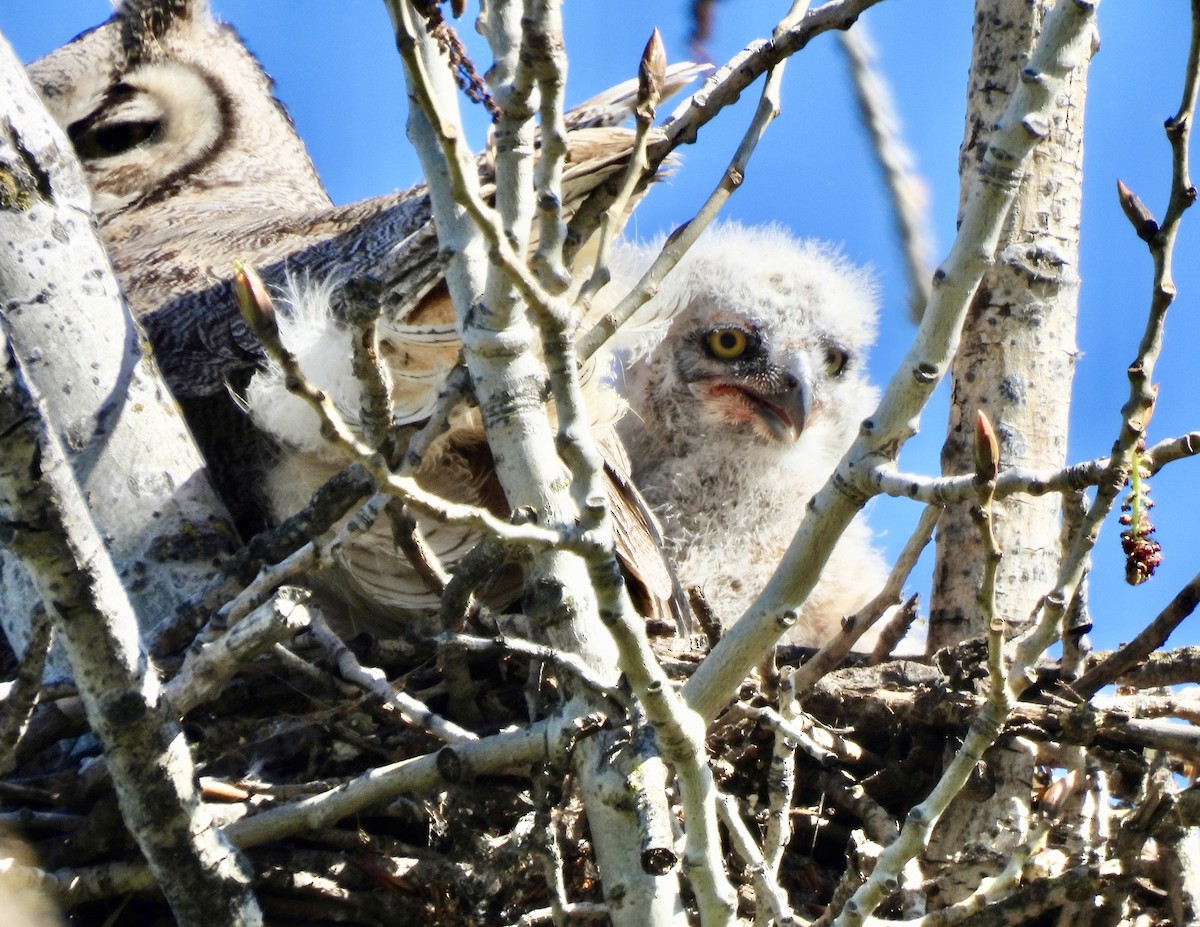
(0, 30, 237, 657)
(926, 0, 1095, 907)
(930, 0, 1091, 649)
(0, 308, 260, 925)
(383, 2, 687, 922)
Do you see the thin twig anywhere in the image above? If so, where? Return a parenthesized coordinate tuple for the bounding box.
(716, 792, 798, 926)
(1071, 570, 1200, 697)
(436, 632, 631, 710)
(791, 505, 939, 694)
(307, 613, 478, 744)
(0, 607, 51, 777)
(839, 21, 935, 321)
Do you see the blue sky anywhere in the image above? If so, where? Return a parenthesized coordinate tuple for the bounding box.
(6, 3, 1199, 655)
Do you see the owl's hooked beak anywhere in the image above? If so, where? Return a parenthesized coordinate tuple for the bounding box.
(694, 352, 813, 444)
(743, 352, 813, 443)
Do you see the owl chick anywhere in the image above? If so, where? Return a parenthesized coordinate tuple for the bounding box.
(613, 222, 888, 646)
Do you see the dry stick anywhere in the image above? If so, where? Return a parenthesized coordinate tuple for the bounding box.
(863, 825, 1050, 927)
(762, 667, 799, 882)
(437, 632, 630, 709)
(0, 607, 51, 777)
(201, 492, 392, 642)
(629, 708, 679, 877)
(1091, 715, 1200, 763)
(438, 535, 506, 628)
(715, 793, 798, 926)
(530, 766, 572, 926)
(164, 586, 313, 717)
(1113, 761, 1173, 923)
(1057, 490, 1093, 680)
(819, 773, 900, 846)
(348, 304, 394, 450)
(513, 903, 609, 927)
(791, 504, 939, 695)
(1072, 570, 1200, 697)
(1093, 689, 1200, 723)
(145, 462, 375, 658)
(748, 705, 874, 767)
(387, 498, 452, 593)
(957, 863, 1125, 927)
(49, 713, 565, 905)
(839, 21, 935, 322)
(868, 594, 921, 666)
(1112, 645, 1200, 687)
(575, 29, 665, 311)
(207, 535, 323, 637)
(306, 613, 477, 744)
(870, 430, 1200, 506)
(1043, 753, 1111, 927)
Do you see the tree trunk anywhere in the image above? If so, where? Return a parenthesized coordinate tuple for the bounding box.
(0, 282, 261, 927)
(926, 0, 1095, 906)
(0, 31, 238, 658)
(931, 0, 1090, 648)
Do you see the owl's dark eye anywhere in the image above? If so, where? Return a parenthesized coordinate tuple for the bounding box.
(824, 344, 850, 377)
(69, 118, 161, 160)
(705, 328, 751, 361)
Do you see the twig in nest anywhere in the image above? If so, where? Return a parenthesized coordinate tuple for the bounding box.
(0, 606, 51, 777)
(307, 613, 477, 744)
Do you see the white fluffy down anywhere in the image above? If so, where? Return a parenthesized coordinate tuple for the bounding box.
(244, 277, 363, 458)
(243, 223, 890, 645)
(242, 276, 470, 629)
(245, 276, 459, 459)
(613, 221, 889, 646)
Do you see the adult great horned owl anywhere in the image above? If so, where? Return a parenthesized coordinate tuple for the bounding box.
(614, 223, 889, 646)
(26, 0, 691, 633)
(28, 0, 385, 532)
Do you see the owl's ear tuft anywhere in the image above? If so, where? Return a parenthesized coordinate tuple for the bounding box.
(118, 0, 212, 53)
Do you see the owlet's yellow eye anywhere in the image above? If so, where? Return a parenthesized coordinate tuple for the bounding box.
(824, 345, 849, 377)
(706, 328, 749, 360)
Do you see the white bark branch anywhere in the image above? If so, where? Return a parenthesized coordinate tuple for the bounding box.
(0, 32, 238, 651)
(0, 315, 259, 925)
